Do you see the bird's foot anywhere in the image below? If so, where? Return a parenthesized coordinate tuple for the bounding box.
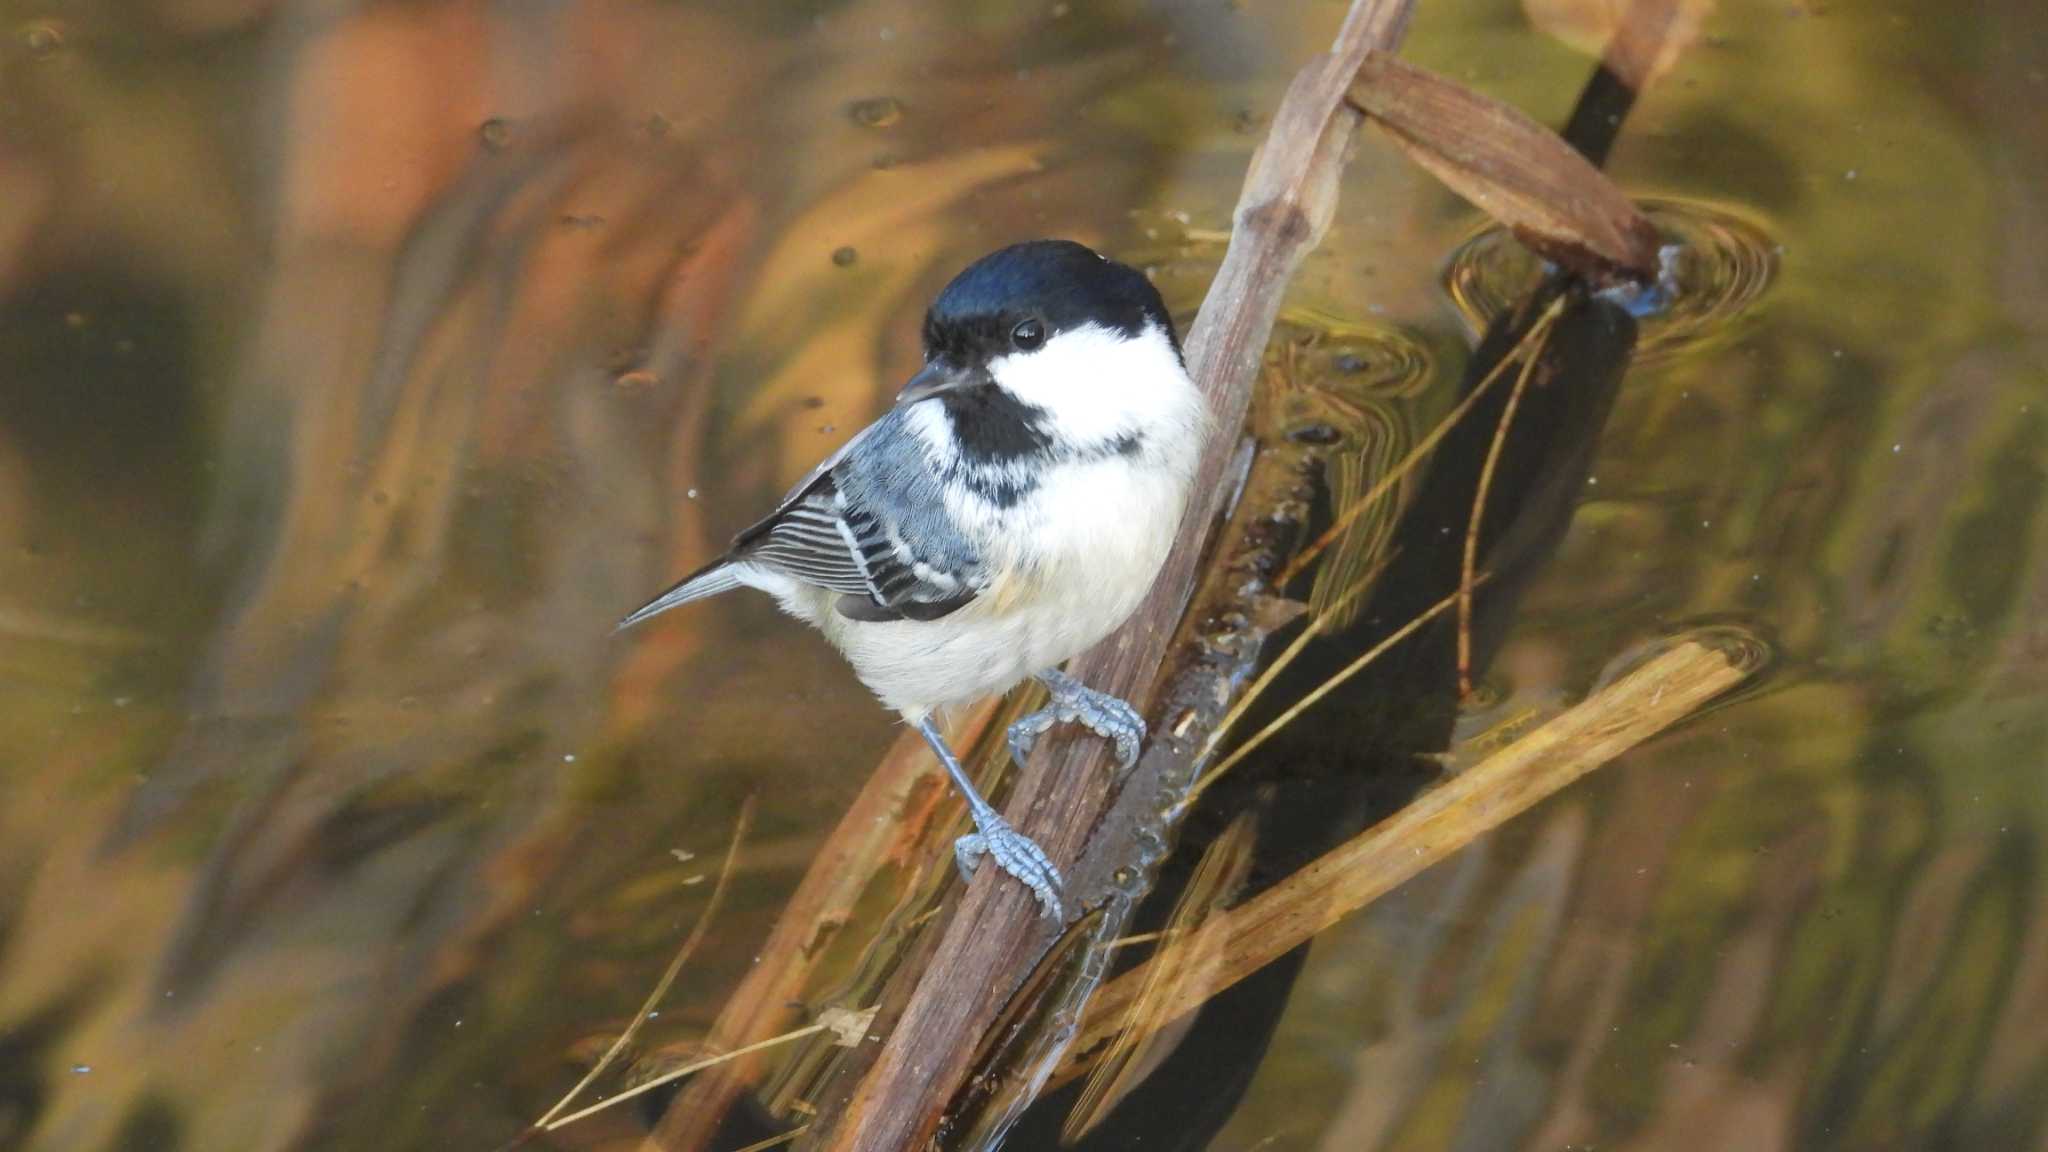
(954, 814, 1063, 919)
(1007, 668, 1147, 769)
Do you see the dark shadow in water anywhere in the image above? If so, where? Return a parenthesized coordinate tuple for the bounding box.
(1007, 64, 1653, 1151)
(0, 982, 103, 1149)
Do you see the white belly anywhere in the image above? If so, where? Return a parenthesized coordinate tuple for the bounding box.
(768, 454, 1186, 719)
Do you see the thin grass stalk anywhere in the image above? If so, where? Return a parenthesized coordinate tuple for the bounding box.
(1276, 313, 1566, 587)
(1181, 580, 1478, 810)
(532, 797, 755, 1130)
(546, 1021, 836, 1131)
(1457, 298, 1565, 695)
(1196, 554, 1391, 765)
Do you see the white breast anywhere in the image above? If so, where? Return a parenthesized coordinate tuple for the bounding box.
(821, 456, 1186, 717)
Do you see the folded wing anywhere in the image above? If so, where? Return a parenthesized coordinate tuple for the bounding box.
(617, 415, 982, 630)
(736, 475, 979, 622)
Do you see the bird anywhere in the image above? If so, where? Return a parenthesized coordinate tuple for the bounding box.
(617, 239, 1206, 919)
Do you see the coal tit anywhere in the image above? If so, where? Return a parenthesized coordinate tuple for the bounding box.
(619, 239, 1205, 918)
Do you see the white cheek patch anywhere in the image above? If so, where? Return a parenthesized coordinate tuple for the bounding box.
(988, 322, 1196, 447)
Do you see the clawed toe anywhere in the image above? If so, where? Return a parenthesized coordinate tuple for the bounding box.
(1007, 671, 1147, 770)
(1005, 712, 1054, 769)
(1089, 694, 1145, 769)
(954, 832, 987, 882)
(953, 817, 1062, 919)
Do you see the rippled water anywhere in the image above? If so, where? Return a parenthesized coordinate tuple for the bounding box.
(1444, 197, 1781, 362)
(0, 2, 2043, 1151)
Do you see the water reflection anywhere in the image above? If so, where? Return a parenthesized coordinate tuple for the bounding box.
(1443, 197, 1780, 363)
(0, 0, 2043, 1150)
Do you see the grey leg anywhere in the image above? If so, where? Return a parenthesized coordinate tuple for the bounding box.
(915, 716, 1063, 919)
(1007, 668, 1146, 770)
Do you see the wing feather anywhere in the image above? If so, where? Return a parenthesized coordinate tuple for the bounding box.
(736, 475, 975, 620)
(620, 413, 981, 630)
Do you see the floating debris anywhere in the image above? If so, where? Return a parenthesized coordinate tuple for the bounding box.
(20, 20, 63, 57)
(477, 117, 512, 152)
(819, 1004, 878, 1047)
(847, 96, 903, 129)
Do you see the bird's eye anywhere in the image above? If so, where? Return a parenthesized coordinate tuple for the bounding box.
(1011, 318, 1045, 351)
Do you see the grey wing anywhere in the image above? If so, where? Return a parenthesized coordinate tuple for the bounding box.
(617, 425, 897, 632)
(616, 413, 979, 632)
(736, 474, 980, 622)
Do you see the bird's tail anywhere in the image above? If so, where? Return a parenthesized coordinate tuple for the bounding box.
(614, 560, 745, 632)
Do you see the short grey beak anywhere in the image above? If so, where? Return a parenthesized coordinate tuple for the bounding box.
(896, 363, 970, 405)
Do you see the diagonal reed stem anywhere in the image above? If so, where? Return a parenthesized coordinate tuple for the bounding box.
(1181, 578, 1483, 811)
(545, 1021, 832, 1132)
(1062, 638, 1748, 1075)
(1276, 311, 1566, 588)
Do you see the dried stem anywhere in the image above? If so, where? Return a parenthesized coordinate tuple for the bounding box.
(547, 1021, 836, 1131)
(1059, 637, 1749, 1074)
(1182, 579, 1479, 811)
(1458, 298, 1566, 695)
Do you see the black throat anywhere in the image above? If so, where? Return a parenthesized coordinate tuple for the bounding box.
(939, 384, 1053, 463)
(930, 386, 1147, 509)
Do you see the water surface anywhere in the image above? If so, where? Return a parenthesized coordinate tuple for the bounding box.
(0, 2, 2042, 1150)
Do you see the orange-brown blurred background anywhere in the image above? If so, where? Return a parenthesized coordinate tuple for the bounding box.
(0, 1, 2044, 1150)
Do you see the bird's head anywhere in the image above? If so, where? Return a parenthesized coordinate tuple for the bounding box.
(898, 240, 1196, 460)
